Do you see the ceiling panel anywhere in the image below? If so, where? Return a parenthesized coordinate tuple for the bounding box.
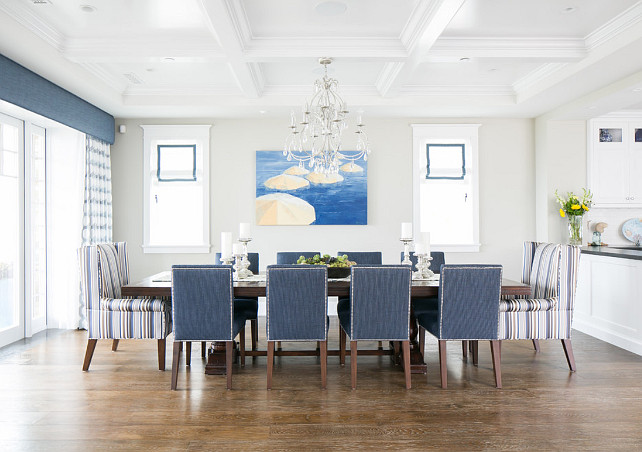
(443, 0, 640, 38)
(242, 0, 419, 38)
(261, 60, 384, 86)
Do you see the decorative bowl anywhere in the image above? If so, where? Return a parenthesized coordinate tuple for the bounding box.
(327, 266, 351, 278)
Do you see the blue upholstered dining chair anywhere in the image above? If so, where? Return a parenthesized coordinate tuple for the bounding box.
(276, 251, 320, 264)
(338, 265, 413, 389)
(416, 264, 503, 388)
(400, 251, 446, 356)
(338, 251, 382, 265)
(498, 241, 582, 371)
(170, 265, 249, 390)
(216, 252, 259, 360)
(78, 242, 172, 371)
(266, 265, 328, 389)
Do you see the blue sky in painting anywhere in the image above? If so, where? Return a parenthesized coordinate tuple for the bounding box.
(256, 151, 367, 225)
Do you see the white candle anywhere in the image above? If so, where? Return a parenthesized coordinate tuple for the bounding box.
(423, 231, 431, 256)
(232, 243, 243, 256)
(239, 222, 251, 239)
(221, 232, 232, 259)
(401, 222, 413, 239)
(414, 243, 426, 255)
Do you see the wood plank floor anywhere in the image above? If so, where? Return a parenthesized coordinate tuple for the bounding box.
(1, 319, 641, 451)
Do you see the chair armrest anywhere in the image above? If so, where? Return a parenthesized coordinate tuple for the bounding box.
(100, 298, 168, 312)
(499, 297, 558, 312)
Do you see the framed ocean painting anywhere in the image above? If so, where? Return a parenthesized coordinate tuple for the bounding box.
(255, 151, 367, 225)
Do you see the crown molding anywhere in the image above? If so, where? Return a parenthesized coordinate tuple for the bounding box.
(512, 63, 569, 94)
(375, 62, 405, 96)
(399, 0, 443, 50)
(601, 110, 642, 118)
(123, 85, 242, 97)
(401, 85, 515, 97)
(429, 37, 586, 60)
(585, 2, 642, 50)
(262, 84, 380, 97)
(0, 0, 64, 50)
(77, 62, 128, 93)
(224, 0, 253, 51)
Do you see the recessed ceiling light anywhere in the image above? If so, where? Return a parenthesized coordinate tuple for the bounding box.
(488, 68, 497, 72)
(163, 57, 175, 62)
(259, 110, 267, 114)
(80, 4, 96, 13)
(561, 6, 576, 14)
(315, 1, 347, 16)
(459, 57, 470, 62)
(146, 68, 154, 72)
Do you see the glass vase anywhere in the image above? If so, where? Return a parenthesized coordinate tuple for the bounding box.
(567, 215, 583, 245)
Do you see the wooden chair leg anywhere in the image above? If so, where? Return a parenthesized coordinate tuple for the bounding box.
(171, 342, 182, 390)
(561, 339, 577, 372)
(201, 341, 206, 359)
(239, 327, 246, 367)
(82, 339, 98, 371)
(471, 340, 478, 366)
(350, 341, 358, 390)
(462, 340, 468, 359)
(393, 341, 400, 357)
(111, 339, 119, 352)
(402, 340, 411, 389)
(339, 327, 346, 366)
(226, 341, 233, 390)
(419, 326, 425, 357)
(251, 319, 258, 351)
(320, 340, 327, 389)
(490, 340, 502, 388)
(532, 339, 541, 352)
(157, 339, 166, 371)
(267, 341, 275, 390)
(438, 340, 447, 389)
(185, 342, 191, 367)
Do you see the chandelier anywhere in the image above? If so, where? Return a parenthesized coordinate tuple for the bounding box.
(284, 57, 370, 176)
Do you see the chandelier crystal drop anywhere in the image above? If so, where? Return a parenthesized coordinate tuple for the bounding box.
(284, 57, 370, 176)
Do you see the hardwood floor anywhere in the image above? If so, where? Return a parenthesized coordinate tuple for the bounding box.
(1, 320, 641, 451)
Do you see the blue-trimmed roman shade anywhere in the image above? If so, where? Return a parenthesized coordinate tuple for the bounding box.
(0, 54, 115, 144)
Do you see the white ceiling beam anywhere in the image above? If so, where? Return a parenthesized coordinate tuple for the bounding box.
(198, 0, 262, 98)
(428, 38, 587, 60)
(377, 0, 466, 97)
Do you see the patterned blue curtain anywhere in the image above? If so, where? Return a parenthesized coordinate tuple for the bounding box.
(79, 135, 113, 328)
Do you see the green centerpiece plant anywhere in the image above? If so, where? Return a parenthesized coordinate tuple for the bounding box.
(297, 254, 356, 277)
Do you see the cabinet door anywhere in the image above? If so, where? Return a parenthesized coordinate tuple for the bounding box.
(629, 122, 642, 204)
(593, 146, 629, 204)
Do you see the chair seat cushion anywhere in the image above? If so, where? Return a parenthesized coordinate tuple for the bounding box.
(416, 311, 440, 338)
(412, 297, 438, 316)
(499, 297, 558, 312)
(100, 298, 168, 312)
(234, 297, 258, 319)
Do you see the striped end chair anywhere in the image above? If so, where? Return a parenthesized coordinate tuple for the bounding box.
(171, 265, 249, 390)
(417, 265, 503, 388)
(338, 265, 412, 390)
(78, 242, 171, 371)
(276, 251, 320, 264)
(499, 241, 582, 371)
(266, 265, 328, 389)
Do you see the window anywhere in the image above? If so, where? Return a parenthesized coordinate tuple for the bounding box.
(412, 124, 480, 252)
(142, 125, 211, 253)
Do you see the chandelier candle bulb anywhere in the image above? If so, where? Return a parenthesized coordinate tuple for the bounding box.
(401, 222, 413, 240)
(221, 232, 232, 259)
(239, 222, 251, 239)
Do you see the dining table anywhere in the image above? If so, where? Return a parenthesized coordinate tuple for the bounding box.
(122, 271, 531, 375)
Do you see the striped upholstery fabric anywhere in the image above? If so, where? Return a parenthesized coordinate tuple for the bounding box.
(78, 242, 171, 340)
(499, 242, 581, 340)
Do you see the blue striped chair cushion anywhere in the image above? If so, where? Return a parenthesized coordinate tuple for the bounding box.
(499, 297, 557, 312)
(529, 243, 560, 299)
(100, 298, 168, 312)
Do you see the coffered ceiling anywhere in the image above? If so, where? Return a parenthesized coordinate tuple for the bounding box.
(1, 0, 642, 119)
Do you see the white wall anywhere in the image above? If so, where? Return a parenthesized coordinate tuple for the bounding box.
(111, 117, 535, 282)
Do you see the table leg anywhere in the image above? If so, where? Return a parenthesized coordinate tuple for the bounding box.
(205, 341, 237, 375)
(407, 307, 427, 374)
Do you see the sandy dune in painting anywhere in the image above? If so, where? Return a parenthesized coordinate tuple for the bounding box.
(255, 193, 316, 225)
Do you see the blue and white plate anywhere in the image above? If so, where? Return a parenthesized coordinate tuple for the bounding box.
(621, 218, 642, 244)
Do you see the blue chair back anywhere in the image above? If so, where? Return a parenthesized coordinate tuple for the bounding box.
(266, 265, 327, 341)
(401, 251, 445, 273)
(337, 251, 382, 265)
(216, 252, 259, 274)
(349, 265, 412, 341)
(276, 251, 320, 264)
(438, 265, 502, 340)
(171, 265, 236, 341)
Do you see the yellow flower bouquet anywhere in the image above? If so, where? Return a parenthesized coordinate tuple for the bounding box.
(555, 188, 592, 245)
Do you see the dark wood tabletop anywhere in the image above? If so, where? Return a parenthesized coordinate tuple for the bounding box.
(122, 271, 531, 299)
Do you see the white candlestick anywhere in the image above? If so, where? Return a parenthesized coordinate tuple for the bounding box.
(414, 243, 426, 255)
(221, 232, 232, 259)
(401, 222, 413, 240)
(232, 243, 243, 256)
(239, 222, 251, 239)
(422, 231, 431, 256)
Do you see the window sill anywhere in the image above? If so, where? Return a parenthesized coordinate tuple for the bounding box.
(432, 244, 480, 253)
(142, 244, 211, 254)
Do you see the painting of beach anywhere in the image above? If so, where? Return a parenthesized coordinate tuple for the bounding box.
(255, 151, 367, 225)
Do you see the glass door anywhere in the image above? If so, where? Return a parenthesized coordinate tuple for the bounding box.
(0, 113, 24, 347)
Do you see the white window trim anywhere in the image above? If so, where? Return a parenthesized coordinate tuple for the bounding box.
(141, 125, 211, 254)
(411, 124, 481, 252)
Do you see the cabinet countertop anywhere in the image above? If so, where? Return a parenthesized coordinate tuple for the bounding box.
(581, 245, 642, 261)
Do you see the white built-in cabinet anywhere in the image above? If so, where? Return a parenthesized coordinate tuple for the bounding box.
(574, 253, 642, 356)
(588, 118, 642, 207)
